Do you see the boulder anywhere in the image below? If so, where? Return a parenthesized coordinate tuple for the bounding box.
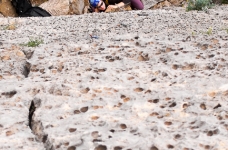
(30, 0, 49, 6)
(0, 0, 17, 17)
(39, 0, 87, 16)
(143, 0, 186, 9)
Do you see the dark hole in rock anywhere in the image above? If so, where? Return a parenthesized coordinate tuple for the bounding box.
(42, 134, 48, 143)
(108, 136, 112, 138)
(169, 102, 176, 107)
(98, 68, 107, 72)
(164, 121, 172, 125)
(172, 64, 179, 70)
(134, 87, 144, 92)
(80, 106, 89, 113)
(207, 131, 213, 136)
(110, 129, 115, 133)
(174, 134, 181, 139)
(120, 95, 126, 99)
(213, 129, 219, 134)
(167, 144, 174, 149)
(120, 124, 127, 129)
(150, 112, 159, 116)
(23, 61, 31, 78)
(28, 137, 34, 141)
(67, 146, 76, 150)
(204, 145, 210, 149)
(0, 124, 3, 128)
(151, 78, 156, 82)
(2, 90, 17, 98)
(153, 99, 159, 103)
(23, 50, 34, 59)
(28, 101, 36, 129)
(183, 103, 188, 109)
(145, 90, 151, 93)
(64, 142, 69, 146)
(95, 145, 107, 150)
(93, 139, 102, 142)
(69, 128, 77, 132)
(200, 103, 206, 110)
(150, 146, 159, 150)
(114, 146, 123, 150)
(162, 72, 168, 77)
(160, 105, 166, 108)
(213, 103, 221, 109)
(48, 65, 54, 69)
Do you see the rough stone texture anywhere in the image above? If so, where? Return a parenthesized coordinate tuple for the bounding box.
(0, 0, 17, 17)
(142, 0, 166, 9)
(1, 6, 228, 150)
(39, 0, 90, 16)
(30, 0, 48, 6)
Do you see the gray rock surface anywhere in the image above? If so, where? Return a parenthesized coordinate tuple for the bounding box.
(1, 6, 228, 150)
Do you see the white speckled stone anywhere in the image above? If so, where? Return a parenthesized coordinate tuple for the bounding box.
(1, 6, 228, 150)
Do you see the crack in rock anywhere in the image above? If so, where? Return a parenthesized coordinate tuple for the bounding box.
(29, 98, 54, 150)
(23, 61, 31, 78)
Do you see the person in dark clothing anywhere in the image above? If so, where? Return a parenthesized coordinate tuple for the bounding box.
(89, 0, 143, 12)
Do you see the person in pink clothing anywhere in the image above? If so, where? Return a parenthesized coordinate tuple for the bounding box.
(89, 0, 144, 12)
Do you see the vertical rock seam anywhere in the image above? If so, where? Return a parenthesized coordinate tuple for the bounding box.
(28, 99, 54, 150)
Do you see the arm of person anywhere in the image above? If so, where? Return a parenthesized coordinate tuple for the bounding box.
(107, 2, 124, 9)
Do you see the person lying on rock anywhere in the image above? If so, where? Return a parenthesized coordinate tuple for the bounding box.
(89, 0, 144, 13)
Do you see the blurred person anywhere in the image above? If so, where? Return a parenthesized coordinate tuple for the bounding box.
(89, 0, 144, 12)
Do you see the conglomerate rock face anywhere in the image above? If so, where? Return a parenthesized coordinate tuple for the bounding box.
(1, 6, 228, 150)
